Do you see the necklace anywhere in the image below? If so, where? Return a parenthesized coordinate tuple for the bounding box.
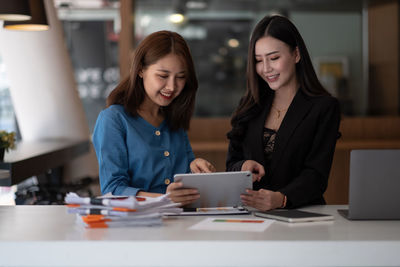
(271, 104, 288, 119)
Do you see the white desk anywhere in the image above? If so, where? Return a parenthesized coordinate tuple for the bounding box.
(0, 205, 399, 266)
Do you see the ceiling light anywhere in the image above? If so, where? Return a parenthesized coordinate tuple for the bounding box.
(228, 38, 239, 48)
(4, 0, 49, 31)
(0, 0, 31, 21)
(169, 13, 185, 24)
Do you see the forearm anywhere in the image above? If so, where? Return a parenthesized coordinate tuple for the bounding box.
(101, 177, 141, 196)
(279, 169, 329, 208)
(226, 141, 246, 171)
(227, 159, 246, 171)
(137, 191, 163, 198)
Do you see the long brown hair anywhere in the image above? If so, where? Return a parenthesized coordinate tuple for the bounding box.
(228, 15, 329, 139)
(107, 30, 198, 131)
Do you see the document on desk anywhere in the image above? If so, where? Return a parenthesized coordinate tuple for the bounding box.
(189, 217, 274, 232)
(65, 192, 182, 228)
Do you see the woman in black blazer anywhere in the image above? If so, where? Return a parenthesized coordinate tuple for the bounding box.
(226, 15, 341, 211)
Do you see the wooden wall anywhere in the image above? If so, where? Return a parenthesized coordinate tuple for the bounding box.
(119, 0, 134, 79)
(188, 117, 400, 204)
(368, 0, 400, 115)
(188, 118, 230, 173)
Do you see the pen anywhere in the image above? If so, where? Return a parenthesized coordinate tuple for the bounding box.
(213, 219, 264, 223)
(196, 207, 237, 212)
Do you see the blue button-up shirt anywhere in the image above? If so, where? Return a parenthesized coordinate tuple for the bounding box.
(93, 105, 195, 196)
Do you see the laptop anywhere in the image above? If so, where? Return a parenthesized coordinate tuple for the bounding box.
(338, 149, 400, 220)
(173, 171, 252, 210)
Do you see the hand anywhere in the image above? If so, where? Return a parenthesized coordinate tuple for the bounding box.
(240, 189, 284, 211)
(190, 158, 216, 173)
(241, 160, 265, 182)
(166, 182, 199, 206)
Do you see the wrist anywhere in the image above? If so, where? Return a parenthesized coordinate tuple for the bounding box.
(281, 194, 287, 208)
(277, 192, 287, 208)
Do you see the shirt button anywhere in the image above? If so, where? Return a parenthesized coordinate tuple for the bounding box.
(164, 178, 171, 185)
(164, 151, 170, 157)
(155, 130, 161, 136)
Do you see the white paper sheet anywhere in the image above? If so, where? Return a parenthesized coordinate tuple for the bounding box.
(188, 217, 274, 232)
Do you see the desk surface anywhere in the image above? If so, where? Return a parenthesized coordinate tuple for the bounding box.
(0, 205, 399, 266)
(0, 139, 89, 186)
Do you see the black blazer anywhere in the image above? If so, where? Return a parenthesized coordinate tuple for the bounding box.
(226, 90, 341, 208)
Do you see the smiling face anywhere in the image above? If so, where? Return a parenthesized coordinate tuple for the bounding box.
(140, 53, 187, 109)
(255, 36, 300, 92)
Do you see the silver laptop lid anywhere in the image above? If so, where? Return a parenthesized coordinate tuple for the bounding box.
(349, 149, 400, 220)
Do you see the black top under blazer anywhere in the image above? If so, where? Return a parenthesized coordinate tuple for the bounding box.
(226, 89, 341, 208)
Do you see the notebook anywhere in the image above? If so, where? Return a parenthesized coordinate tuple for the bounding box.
(338, 149, 400, 220)
(173, 171, 252, 210)
(254, 209, 334, 223)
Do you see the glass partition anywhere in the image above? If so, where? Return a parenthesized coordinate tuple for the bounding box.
(135, 0, 366, 116)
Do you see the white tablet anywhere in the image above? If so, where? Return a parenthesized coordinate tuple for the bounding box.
(173, 171, 252, 209)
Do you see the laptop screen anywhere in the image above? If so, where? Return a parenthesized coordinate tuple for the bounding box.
(347, 149, 400, 220)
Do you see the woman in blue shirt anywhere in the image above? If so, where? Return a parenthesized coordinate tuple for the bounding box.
(93, 31, 215, 206)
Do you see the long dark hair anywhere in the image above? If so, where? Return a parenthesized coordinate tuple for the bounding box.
(107, 30, 198, 131)
(228, 15, 329, 139)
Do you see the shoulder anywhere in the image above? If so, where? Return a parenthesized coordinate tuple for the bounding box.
(306, 94, 341, 126)
(99, 105, 131, 120)
(102, 104, 126, 116)
(296, 90, 340, 123)
(96, 105, 133, 128)
(304, 93, 339, 111)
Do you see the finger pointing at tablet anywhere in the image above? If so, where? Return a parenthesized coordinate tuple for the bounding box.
(190, 158, 216, 173)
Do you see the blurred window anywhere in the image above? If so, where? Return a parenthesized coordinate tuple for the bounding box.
(57, 0, 120, 133)
(0, 55, 19, 134)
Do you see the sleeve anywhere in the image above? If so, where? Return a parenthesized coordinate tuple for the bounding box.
(92, 109, 140, 196)
(184, 131, 195, 173)
(226, 132, 246, 172)
(279, 98, 341, 208)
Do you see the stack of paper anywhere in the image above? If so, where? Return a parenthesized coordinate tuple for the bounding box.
(65, 192, 182, 228)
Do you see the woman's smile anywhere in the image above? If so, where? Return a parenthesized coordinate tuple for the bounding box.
(266, 74, 279, 83)
(160, 90, 173, 100)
